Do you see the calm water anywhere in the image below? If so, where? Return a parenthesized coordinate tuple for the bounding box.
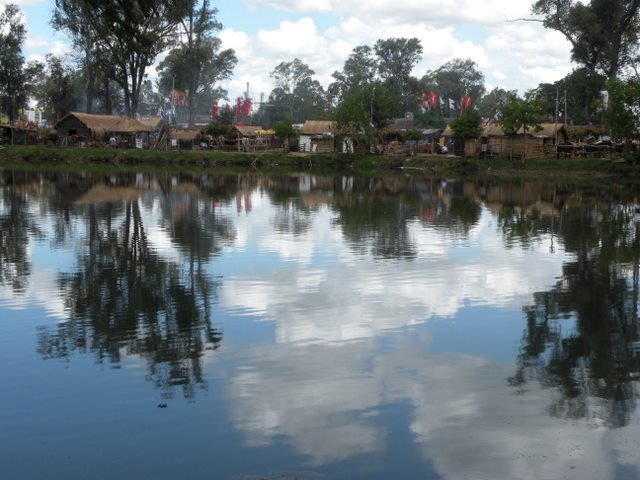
(1, 170, 640, 480)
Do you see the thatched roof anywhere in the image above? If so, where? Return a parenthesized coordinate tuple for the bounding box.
(229, 125, 268, 137)
(55, 112, 152, 133)
(57, 112, 121, 130)
(526, 123, 567, 138)
(115, 117, 152, 133)
(300, 120, 335, 136)
(566, 125, 606, 139)
(171, 129, 201, 141)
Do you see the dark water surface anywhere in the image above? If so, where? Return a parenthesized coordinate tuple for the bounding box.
(2, 170, 640, 479)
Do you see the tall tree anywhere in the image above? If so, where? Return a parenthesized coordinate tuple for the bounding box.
(423, 58, 486, 110)
(0, 4, 26, 121)
(374, 37, 423, 113)
(531, 0, 640, 80)
(330, 45, 378, 100)
(60, 0, 187, 117)
(157, 0, 236, 127)
(269, 58, 326, 124)
(52, 0, 104, 114)
(477, 88, 517, 121)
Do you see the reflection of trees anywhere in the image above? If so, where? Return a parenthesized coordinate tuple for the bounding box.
(510, 205, 640, 427)
(0, 176, 43, 292)
(37, 197, 225, 398)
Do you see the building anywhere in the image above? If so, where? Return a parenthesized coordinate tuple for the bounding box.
(299, 120, 336, 153)
(54, 112, 152, 146)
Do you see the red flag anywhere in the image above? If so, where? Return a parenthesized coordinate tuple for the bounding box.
(459, 95, 473, 111)
(235, 98, 243, 117)
(242, 98, 252, 117)
(210, 101, 219, 120)
(421, 91, 427, 108)
(428, 91, 438, 110)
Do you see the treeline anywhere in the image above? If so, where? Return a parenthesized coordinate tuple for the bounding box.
(0, 1, 236, 126)
(2, 0, 640, 138)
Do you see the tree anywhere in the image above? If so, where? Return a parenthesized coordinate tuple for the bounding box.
(34, 55, 81, 121)
(61, 0, 187, 117)
(268, 58, 327, 124)
(531, 0, 640, 81)
(477, 88, 517, 121)
(330, 45, 378, 100)
(526, 68, 606, 124)
(499, 97, 544, 135)
(450, 110, 483, 139)
(422, 58, 486, 113)
(602, 78, 640, 139)
(334, 82, 397, 152)
(0, 4, 26, 121)
(157, 0, 236, 127)
(374, 37, 423, 113)
(52, 0, 104, 114)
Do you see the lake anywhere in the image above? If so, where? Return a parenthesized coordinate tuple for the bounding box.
(1, 170, 640, 480)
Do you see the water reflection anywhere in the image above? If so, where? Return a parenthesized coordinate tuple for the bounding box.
(3, 170, 640, 478)
(511, 203, 640, 428)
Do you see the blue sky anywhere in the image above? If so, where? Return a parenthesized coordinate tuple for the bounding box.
(3, 0, 575, 103)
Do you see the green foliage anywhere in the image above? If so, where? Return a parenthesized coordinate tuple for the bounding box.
(423, 59, 486, 110)
(334, 82, 398, 146)
(0, 4, 26, 120)
(273, 121, 297, 139)
(267, 58, 328, 125)
(157, 0, 236, 127)
(404, 129, 422, 141)
(532, 0, 640, 80)
(499, 97, 544, 135)
(205, 124, 230, 136)
(449, 110, 483, 139)
(374, 37, 423, 114)
(525, 68, 606, 124)
(55, 0, 187, 117)
(602, 78, 640, 139)
(477, 88, 517, 121)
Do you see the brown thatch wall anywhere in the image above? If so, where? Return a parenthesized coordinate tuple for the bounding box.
(488, 136, 546, 159)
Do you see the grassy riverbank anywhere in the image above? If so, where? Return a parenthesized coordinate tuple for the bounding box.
(0, 145, 638, 179)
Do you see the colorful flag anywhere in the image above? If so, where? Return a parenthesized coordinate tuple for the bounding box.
(171, 90, 187, 107)
(429, 91, 439, 110)
(459, 95, 473, 111)
(242, 98, 252, 117)
(210, 101, 219, 121)
(421, 91, 427, 109)
(235, 98, 243, 117)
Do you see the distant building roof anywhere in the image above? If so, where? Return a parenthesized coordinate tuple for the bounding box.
(55, 112, 151, 133)
(300, 120, 335, 136)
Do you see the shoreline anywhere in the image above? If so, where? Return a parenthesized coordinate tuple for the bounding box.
(0, 145, 637, 181)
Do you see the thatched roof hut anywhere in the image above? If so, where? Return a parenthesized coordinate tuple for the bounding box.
(300, 120, 335, 136)
(54, 112, 151, 141)
(228, 125, 266, 138)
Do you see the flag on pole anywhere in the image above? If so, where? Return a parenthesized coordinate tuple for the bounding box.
(171, 90, 187, 107)
(429, 91, 439, 110)
(210, 101, 219, 121)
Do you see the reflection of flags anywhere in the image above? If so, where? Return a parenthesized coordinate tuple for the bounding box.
(171, 90, 186, 106)
(429, 91, 439, 110)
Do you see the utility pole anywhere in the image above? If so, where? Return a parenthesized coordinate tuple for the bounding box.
(564, 90, 568, 127)
(554, 87, 559, 151)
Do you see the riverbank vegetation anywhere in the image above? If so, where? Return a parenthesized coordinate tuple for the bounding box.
(3, 145, 640, 181)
